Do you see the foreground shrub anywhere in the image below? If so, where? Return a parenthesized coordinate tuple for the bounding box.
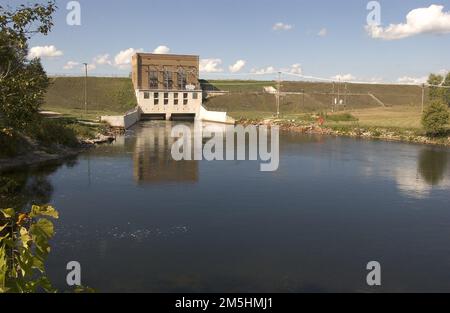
(0, 128, 28, 158)
(0, 206, 58, 293)
(422, 101, 450, 136)
(25, 118, 79, 148)
(325, 113, 359, 122)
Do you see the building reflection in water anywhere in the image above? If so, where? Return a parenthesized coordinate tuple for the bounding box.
(132, 121, 199, 185)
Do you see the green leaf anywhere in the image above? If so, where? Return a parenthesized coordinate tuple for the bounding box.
(36, 276, 56, 293)
(19, 227, 31, 248)
(0, 244, 7, 291)
(29, 205, 59, 219)
(30, 218, 54, 239)
(32, 257, 44, 273)
(0, 223, 8, 233)
(0, 208, 15, 218)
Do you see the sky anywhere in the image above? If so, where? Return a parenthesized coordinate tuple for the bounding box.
(2, 0, 450, 83)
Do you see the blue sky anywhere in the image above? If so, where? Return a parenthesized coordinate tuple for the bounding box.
(3, 0, 450, 83)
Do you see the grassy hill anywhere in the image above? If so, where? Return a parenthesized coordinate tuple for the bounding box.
(44, 77, 137, 119)
(202, 80, 427, 114)
(43, 77, 429, 129)
(201, 80, 429, 129)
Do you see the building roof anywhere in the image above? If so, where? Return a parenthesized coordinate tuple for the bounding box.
(134, 53, 199, 60)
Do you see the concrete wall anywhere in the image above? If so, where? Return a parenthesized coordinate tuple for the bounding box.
(101, 107, 141, 129)
(197, 106, 235, 124)
(137, 91, 202, 115)
(123, 108, 141, 128)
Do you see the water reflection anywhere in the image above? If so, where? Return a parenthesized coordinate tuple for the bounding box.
(394, 148, 450, 199)
(0, 159, 77, 210)
(418, 149, 449, 186)
(133, 122, 199, 185)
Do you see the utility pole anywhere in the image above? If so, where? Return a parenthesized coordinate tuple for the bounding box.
(344, 83, 348, 111)
(421, 83, 425, 113)
(337, 78, 341, 112)
(83, 63, 88, 116)
(276, 72, 281, 118)
(302, 89, 305, 107)
(331, 82, 335, 112)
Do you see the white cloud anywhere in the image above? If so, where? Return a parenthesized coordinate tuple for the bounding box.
(367, 77, 384, 84)
(86, 64, 97, 71)
(397, 76, 428, 85)
(27, 45, 63, 60)
(331, 74, 356, 81)
(273, 22, 293, 31)
(153, 45, 171, 54)
(251, 64, 301, 76)
(63, 61, 79, 70)
(229, 60, 246, 73)
(284, 63, 302, 75)
(200, 58, 223, 73)
(318, 28, 328, 37)
(93, 54, 112, 65)
(114, 48, 143, 69)
(251, 66, 277, 75)
(366, 5, 450, 40)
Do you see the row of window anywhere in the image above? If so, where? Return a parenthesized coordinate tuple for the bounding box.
(149, 70, 188, 89)
(143, 92, 199, 105)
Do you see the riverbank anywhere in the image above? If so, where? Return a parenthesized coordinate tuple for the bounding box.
(239, 117, 450, 147)
(0, 124, 116, 172)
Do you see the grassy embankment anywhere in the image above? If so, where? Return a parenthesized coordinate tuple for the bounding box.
(43, 76, 137, 120)
(45, 77, 426, 130)
(41, 77, 448, 144)
(203, 80, 426, 129)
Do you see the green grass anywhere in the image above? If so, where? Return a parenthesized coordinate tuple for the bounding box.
(201, 80, 275, 93)
(42, 77, 439, 132)
(203, 79, 429, 117)
(44, 77, 137, 120)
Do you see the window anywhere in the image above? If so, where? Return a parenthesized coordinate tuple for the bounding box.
(174, 93, 179, 99)
(144, 92, 150, 99)
(154, 92, 159, 99)
(174, 93, 179, 105)
(193, 92, 199, 100)
(178, 69, 187, 90)
(164, 93, 169, 105)
(174, 99, 179, 105)
(154, 99, 159, 105)
(183, 93, 188, 99)
(149, 70, 158, 89)
(164, 70, 173, 90)
(183, 99, 188, 105)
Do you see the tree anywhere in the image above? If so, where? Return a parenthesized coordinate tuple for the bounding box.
(427, 74, 444, 103)
(422, 101, 450, 136)
(0, 2, 56, 128)
(443, 72, 450, 107)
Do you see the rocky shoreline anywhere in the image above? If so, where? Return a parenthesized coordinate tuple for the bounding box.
(0, 133, 116, 172)
(239, 118, 450, 147)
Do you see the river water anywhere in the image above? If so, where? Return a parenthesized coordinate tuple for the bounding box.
(2, 121, 450, 292)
